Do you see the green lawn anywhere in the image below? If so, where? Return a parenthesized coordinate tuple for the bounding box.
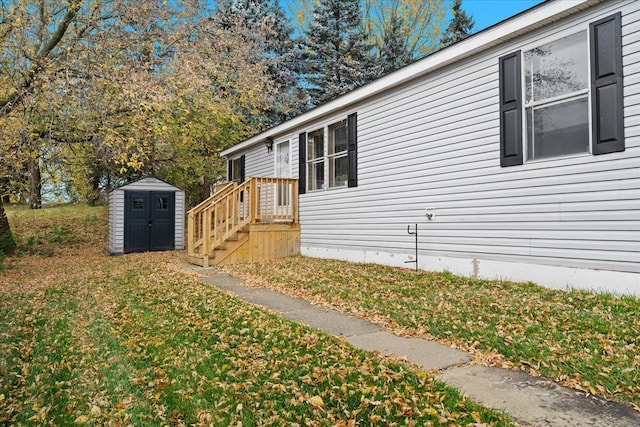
(0, 205, 515, 426)
(222, 257, 640, 409)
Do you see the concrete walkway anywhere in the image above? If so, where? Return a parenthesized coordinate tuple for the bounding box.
(188, 266, 640, 427)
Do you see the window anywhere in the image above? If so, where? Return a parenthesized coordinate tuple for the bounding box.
(133, 197, 145, 210)
(307, 128, 325, 191)
(499, 13, 624, 167)
(228, 155, 245, 183)
(524, 32, 589, 160)
(231, 158, 242, 182)
(298, 112, 357, 194)
(155, 196, 168, 210)
(329, 120, 348, 188)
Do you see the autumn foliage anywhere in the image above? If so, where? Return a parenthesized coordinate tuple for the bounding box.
(0, 205, 518, 426)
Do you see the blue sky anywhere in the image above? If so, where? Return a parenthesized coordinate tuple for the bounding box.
(462, 0, 546, 32)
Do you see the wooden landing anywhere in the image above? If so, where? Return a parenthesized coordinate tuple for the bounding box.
(188, 222, 300, 266)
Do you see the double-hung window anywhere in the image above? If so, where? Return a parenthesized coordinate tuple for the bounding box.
(299, 113, 358, 194)
(228, 155, 245, 183)
(524, 31, 589, 160)
(328, 120, 348, 188)
(499, 13, 624, 167)
(307, 128, 325, 191)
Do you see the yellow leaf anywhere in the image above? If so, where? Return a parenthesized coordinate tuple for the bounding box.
(425, 407, 439, 417)
(309, 395, 324, 408)
(74, 415, 90, 423)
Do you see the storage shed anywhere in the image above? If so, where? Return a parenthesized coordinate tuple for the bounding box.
(108, 177, 185, 254)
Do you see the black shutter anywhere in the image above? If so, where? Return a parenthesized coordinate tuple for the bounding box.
(590, 12, 624, 155)
(298, 133, 306, 195)
(239, 155, 246, 183)
(347, 112, 358, 188)
(227, 159, 233, 182)
(499, 51, 523, 167)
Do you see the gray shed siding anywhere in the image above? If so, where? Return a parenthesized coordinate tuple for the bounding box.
(108, 177, 185, 253)
(230, 0, 640, 294)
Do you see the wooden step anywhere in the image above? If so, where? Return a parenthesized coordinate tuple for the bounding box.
(211, 232, 250, 265)
(187, 254, 213, 267)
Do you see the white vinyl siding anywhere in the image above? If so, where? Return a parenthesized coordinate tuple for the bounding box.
(241, 143, 273, 178)
(300, 0, 640, 274)
(230, 0, 640, 291)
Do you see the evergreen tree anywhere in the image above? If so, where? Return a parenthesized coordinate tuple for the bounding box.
(440, 0, 474, 47)
(378, 12, 412, 74)
(214, 0, 304, 124)
(298, 0, 379, 108)
(363, 0, 447, 74)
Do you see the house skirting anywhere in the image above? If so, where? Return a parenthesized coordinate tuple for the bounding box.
(301, 246, 640, 297)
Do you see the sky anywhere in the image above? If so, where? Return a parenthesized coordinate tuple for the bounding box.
(462, 0, 546, 32)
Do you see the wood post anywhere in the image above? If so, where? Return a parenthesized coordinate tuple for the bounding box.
(203, 210, 211, 267)
(292, 178, 299, 223)
(187, 212, 194, 256)
(250, 178, 258, 222)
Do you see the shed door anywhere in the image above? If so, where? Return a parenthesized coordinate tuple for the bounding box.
(124, 191, 175, 253)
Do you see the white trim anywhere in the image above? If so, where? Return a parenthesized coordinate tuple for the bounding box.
(302, 116, 351, 193)
(221, 0, 601, 158)
(301, 246, 640, 297)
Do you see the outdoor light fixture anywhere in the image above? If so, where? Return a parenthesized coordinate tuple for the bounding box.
(264, 137, 274, 153)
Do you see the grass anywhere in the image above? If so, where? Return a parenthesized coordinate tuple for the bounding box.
(221, 257, 640, 410)
(0, 205, 516, 426)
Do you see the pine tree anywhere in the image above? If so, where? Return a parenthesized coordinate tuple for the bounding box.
(364, 0, 447, 74)
(440, 0, 475, 47)
(378, 12, 412, 74)
(298, 0, 379, 108)
(214, 0, 303, 124)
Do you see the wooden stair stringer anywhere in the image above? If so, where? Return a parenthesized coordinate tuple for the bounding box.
(211, 231, 250, 265)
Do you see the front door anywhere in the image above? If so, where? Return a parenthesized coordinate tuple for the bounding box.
(275, 140, 292, 216)
(124, 191, 175, 253)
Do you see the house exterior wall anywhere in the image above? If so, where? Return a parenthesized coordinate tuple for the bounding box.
(108, 177, 185, 253)
(231, 0, 640, 295)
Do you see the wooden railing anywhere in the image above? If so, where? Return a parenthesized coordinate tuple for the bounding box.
(187, 177, 298, 265)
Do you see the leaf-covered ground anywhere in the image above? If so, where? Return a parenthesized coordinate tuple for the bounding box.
(221, 257, 640, 410)
(0, 205, 516, 426)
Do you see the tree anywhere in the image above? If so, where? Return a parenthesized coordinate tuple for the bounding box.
(298, 0, 378, 107)
(375, 8, 412, 73)
(363, 0, 447, 72)
(214, 0, 304, 124)
(286, 0, 446, 85)
(0, 0, 86, 250)
(0, 0, 290, 221)
(440, 0, 474, 47)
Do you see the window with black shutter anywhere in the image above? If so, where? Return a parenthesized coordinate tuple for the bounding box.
(590, 12, 624, 155)
(347, 112, 358, 188)
(230, 155, 245, 183)
(301, 114, 358, 192)
(499, 51, 523, 167)
(499, 12, 624, 166)
(298, 133, 306, 195)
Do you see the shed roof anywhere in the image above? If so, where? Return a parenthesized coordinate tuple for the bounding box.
(110, 176, 184, 192)
(221, 0, 600, 158)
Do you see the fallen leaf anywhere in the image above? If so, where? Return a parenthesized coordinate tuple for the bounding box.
(74, 414, 90, 424)
(309, 395, 324, 408)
